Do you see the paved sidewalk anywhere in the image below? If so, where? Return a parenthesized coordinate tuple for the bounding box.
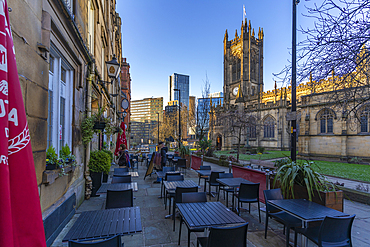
(51, 159, 370, 247)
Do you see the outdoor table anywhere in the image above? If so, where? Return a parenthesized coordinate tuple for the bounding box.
(177, 201, 246, 247)
(268, 199, 349, 246)
(195, 170, 223, 192)
(216, 177, 255, 211)
(97, 182, 138, 194)
(62, 207, 142, 242)
(112, 171, 139, 177)
(163, 180, 199, 217)
(156, 170, 180, 199)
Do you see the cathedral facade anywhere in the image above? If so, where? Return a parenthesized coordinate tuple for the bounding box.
(211, 20, 370, 161)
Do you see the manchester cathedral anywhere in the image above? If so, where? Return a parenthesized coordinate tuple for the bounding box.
(211, 19, 370, 161)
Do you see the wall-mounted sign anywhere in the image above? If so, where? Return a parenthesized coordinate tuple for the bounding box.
(121, 99, 129, 109)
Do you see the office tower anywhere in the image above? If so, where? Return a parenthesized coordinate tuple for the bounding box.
(169, 73, 189, 109)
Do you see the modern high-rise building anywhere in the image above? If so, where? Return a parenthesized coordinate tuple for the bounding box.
(130, 97, 163, 145)
(169, 73, 190, 108)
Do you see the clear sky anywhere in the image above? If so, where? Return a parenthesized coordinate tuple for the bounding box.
(117, 0, 315, 104)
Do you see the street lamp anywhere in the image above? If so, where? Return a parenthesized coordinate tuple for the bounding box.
(156, 112, 160, 144)
(291, 0, 298, 161)
(173, 88, 181, 147)
(105, 54, 121, 79)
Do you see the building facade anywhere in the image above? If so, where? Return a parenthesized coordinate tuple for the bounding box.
(130, 97, 163, 145)
(120, 57, 131, 145)
(212, 19, 370, 161)
(169, 73, 190, 108)
(10, 0, 123, 244)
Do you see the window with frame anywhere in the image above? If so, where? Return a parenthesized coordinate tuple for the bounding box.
(264, 116, 275, 138)
(360, 106, 370, 133)
(320, 109, 334, 134)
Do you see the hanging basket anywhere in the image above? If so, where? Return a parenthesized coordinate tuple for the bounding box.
(93, 122, 106, 130)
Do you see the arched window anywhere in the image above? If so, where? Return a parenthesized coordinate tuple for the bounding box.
(248, 117, 257, 138)
(320, 109, 334, 134)
(360, 106, 370, 133)
(264, 116, 275, 138)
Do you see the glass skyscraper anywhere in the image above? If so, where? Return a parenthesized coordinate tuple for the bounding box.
(169, 73, 189, 108)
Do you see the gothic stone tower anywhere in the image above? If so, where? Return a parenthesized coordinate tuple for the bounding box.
(224, 19, 264, 106)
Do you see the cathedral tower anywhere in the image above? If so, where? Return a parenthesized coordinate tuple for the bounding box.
(223, 19, 264, 106)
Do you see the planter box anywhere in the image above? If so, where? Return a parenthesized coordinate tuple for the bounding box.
(46, 164, 57, 170)
(93, 122, 106, 130)
(184, 155, 191, 168)
(191, 155, 202, 170)
(271, 179, 344, 212)
(90, 171, 103, 197)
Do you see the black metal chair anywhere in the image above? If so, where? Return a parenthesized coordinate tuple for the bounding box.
(130, 155, 138, 171)
(112, 175, 131, 184)
(159, 167, 177, 198)
(68, 234, 123, 246)
(173, 186, 199, 231)
(263, 188, 301, 247)
(179, 192, 207, 246)
(176, 158, 187, 174)
(294, 214, 355, 247)
(217, 173, 234, 206)
(165, 174, 184, 212)
(206, 171, 224, 198)
(163, 166, 175, 173)
(235, 183, 261, 222)
(196, 222, 249, 247)
(198, 166, 211, 185)
(114, 168, 129, 175)
(105, 189, 133, 209)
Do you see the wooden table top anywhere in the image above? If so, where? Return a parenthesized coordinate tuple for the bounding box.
(62, 207, 142, 242)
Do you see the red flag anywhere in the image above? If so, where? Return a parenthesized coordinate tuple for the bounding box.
(0, 1, 46, 246)
(114, 121, 127, 156)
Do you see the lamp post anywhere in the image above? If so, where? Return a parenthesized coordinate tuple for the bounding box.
(291, 0, 298, 161)
(156, 112, 160, 144)
(173, 88, 181, 147)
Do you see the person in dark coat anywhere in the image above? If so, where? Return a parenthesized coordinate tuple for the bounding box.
(159, 141, 168, 167)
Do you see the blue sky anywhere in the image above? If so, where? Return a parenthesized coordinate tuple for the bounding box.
(117, 1, 314, 104)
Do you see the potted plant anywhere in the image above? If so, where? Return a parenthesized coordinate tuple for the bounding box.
(46, 146, 58, 170)
(179, 144, 191, 168)
(272, 158, 343, 211)
(60, 144, 76, 167)
(100, 149, 113, 182)
(92, 107, 108, 130)
(88, 150, 111, 197)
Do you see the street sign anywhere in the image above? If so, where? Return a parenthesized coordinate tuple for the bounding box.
(286, 111, 297, 121)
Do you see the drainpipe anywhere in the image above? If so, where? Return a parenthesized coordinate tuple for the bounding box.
(84, 73, 94, 199)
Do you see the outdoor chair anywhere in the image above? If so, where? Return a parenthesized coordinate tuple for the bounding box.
(163, 166, 175, 173)
(173, 186, 199, 231)
(159, 167, 177, 198)
(206, 171, 224, 198)
(196, 222, 249, 247)
(68, 234, 123, 246)
(217, 173, 234, 206)
(198, 166, 211, 185)
(176, 158, 187, 174)
(112, 175, 131, 184)
(263, 188, 301, 247)
(294, 214, 355, 247)
(179, 192, 207, 246)
(105, 189, 133, 209)
(165, 174, 184, 211)
(235, 183, 261, 222)
(114, 168, 129, 175)
(130, 155, 138, 171)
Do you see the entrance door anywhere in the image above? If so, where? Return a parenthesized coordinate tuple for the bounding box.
(216, 135, 222, 150)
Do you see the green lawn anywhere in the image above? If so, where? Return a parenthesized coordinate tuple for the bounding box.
(214, 150, 291, 161)
(306, 160, 370, 183)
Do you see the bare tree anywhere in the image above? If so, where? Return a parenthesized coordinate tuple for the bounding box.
(218, 105, 259, 162)
(275, 0, 370, 123)
(191, 74, 211, 142)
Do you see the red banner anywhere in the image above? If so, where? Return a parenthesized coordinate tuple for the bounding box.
(114, 121, 127, 156)
(0, 1, 46, 246)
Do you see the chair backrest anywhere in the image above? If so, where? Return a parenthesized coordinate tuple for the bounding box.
(210, 171, 224, 183)
(164, 172, 181, 181)
(318, 214, 355, 246)
(166, 174, 184, 181)
(114, 167, 129, 174)
(163, 166, 175, 173)
(263, 188, 283, 213)
(175, 186, 199, 203)
(112, 175, 131, 183)
(207, 222, 248, 247)
(177, 158, 187, 167)
(68, 234, 122, 246)
(239, 183, 260, 200)
(219, 173, 233, 179)
(182, 192, 207, 203)
(105, 189, 133, 209)
(199, 166, 211, 170)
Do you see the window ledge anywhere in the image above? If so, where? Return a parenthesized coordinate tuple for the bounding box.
(42, 165, 75, 185)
